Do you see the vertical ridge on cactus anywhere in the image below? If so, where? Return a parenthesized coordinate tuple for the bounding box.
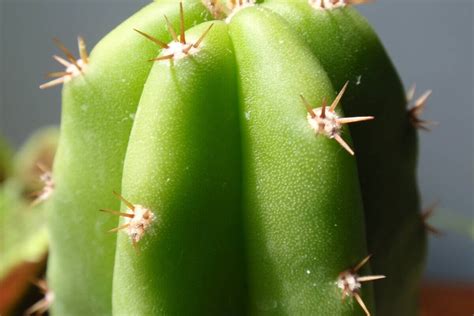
(46, 1, 212, 315)
(43, 1, 427, 315)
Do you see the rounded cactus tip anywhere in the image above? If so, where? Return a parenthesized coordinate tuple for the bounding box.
(134, 2, 214, 63)
(100, 192, 156, 247)
(301, 81, 374, 155)
(40, 36, 89, 89)
(337, 255, 386, 316)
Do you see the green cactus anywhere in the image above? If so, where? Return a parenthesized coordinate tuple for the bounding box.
(13, 127, 59, 202)
(42, 1, 429, 315)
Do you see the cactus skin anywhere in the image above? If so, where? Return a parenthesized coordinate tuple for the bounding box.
(0, 127, 59, 280)
(13, 127, 58, 199)
(229, 7, 372, 314)
(260, 2, 427, 315)
(47, 1, 211, 315)
(112, 21, 246, 315)
(46, 1, 426, 315)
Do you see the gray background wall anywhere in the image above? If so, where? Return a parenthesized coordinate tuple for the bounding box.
(1, 0, 472, 282)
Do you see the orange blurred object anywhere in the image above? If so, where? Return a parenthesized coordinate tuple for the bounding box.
(421, 283, 474, 316)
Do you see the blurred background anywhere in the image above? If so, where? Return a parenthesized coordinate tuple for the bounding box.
(1, 0, 473, 314)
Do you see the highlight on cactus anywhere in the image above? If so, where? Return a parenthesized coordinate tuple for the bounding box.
(1, 0, 440, 315)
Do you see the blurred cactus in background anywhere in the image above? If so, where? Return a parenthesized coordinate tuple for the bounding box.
(0, 127, 58, 315)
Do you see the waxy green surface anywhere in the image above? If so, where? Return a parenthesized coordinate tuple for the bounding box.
(48, 1, 425, 315)
(48, 1, 210, 315)
(229, 7, 371, 315)
(113, 21, 246, 315)
(262, 2, 427, 314)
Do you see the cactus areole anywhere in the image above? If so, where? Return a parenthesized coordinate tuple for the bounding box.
(43, 0, 428, 315)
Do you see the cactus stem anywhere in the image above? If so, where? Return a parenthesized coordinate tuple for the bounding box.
(407, 85, 436, 131)
(303, 82, 374, 155)
(102, 192, 156, 245)
(25, 280, 54, 316)
(40, 38, 88, 89)
(337, 255, 386, 316)
(30, 163, 54, 207)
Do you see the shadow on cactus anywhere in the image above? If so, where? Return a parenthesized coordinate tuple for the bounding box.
(36, 0, 434, 315)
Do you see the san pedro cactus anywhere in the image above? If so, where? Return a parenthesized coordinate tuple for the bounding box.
(40, 0, 430, 315)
